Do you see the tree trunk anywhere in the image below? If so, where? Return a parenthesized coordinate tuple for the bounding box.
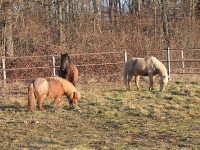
(44, 0, 51, 23)
(189, 0, 195, 47)
(137, 0, 141, 13)
(58, 0, 65, 45)
(108, 0, 113, 24)
(161, 0, 170, 48)
(68, 0, 73, 23)
(3, 1, 14, 56)
(113, 0, 118, 26)
(92, 0, 99, 32)
(118, 0, 122, 15)
(154, 0, 157, 47)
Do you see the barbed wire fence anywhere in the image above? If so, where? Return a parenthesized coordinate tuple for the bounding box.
(0, 48, 200, 87)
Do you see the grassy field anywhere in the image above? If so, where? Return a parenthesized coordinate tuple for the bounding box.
(0, 76, 200, 149)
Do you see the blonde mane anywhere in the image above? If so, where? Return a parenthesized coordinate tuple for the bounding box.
(146, 56, 168, 78)
(49, 77, 81, 99)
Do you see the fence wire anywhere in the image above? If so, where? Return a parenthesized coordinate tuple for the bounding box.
(0, 48, 200, 84)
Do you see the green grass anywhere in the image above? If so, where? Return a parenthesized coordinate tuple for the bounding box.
(0, 80, 200, 149)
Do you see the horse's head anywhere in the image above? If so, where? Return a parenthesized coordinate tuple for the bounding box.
(60, 53, 70, 70)
(160, 75, 168, 92)
(68, 91, 81, 105)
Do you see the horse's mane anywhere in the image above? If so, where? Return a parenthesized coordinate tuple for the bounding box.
(50, 77, 77, 94)
(146, 56, 168, 78)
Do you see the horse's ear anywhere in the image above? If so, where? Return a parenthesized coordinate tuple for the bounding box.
(60, 53, 63, 56)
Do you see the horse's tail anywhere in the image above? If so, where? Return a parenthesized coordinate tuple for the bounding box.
(28, 83, 36, 112)
(123, 62, 128, 87)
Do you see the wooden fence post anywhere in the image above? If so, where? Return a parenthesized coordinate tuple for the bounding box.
(166, 47, 171, 81)
(52, 55, 56, 76)
(2, 56, 6, 85)
(181, 48, 185, 74)
(124, 50, 127, 62)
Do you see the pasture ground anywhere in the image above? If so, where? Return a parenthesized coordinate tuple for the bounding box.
(0, 75, 200, 149)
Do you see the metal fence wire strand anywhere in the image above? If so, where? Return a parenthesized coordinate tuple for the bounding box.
(0, 49, 200, 83)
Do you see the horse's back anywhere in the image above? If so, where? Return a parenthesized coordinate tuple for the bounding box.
(133, 58, 149, 76)
(70, 64, 78, 81)
(129, 57, 161, 76)
(53, 76, 81, 100)
(124, 59, 137, 75)
(33, 78, 49, 98)
(145, 56, 167, 75)
(46, 77, 65, 99)
(146, 56, 160, 66)
(50, 76, 76, 91)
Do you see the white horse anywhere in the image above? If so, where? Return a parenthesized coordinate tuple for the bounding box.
(123, 56, 168, 91)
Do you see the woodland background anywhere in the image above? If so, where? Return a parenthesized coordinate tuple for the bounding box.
(0, 1, 200, 149)
(0, 0, 200, 57)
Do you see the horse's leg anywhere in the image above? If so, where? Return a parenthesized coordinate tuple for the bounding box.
(38, 95, 45, 111)
(68, 99, 74, 105)
(127, 74, 133, 90)
(53, 97, 61, 109)
(135, 75, 140, 91)
(160, 79, 163, 92)
(149, 74, 154, 91)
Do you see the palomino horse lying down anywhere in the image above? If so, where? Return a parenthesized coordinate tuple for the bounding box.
(123, 56, 168, 91)
(28, 77, 81, 112)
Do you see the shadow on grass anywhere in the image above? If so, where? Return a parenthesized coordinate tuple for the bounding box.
(105, 88, 127, 92)
(0, 103, 25, 111)
(107, 88, 154, 93)
(0, 103, 68, 112)
(0, 91, 27, 96)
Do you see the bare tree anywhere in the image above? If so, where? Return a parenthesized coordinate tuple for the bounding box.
(58, 0, 65, 45)
(68, 0, 74, 23)
(92, 0, 99, 32)
(161, 0, 170, 48)
(0, 0, 199, 57)
(2, 1, 14, 56)
(189, 0, 196, 47)
(108, 0, 113, 24)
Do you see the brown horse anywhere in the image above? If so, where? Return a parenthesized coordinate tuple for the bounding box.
(28, 77, 81, 112)
(59, 53, 78, 86)
(123, 56, 168, 92)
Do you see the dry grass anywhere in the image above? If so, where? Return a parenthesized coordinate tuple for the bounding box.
(0, 77, 200, 149)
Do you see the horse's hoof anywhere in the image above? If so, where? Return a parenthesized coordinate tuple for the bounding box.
(73, 106, 81, 111)
(39, 108, 44, 111)
(126, 87, 131, 91)
(69, 104, 76, 110)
